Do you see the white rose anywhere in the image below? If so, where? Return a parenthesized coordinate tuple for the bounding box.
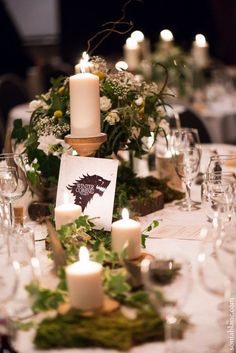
(159, 119, 170, 135)
(135, 97, 143, 106)
(100, 96, 112, 112)
(29, 99, 48, 111)
(105, 110, 120, 125)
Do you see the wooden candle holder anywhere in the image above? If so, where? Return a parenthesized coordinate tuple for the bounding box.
(64, 133, 107, 156)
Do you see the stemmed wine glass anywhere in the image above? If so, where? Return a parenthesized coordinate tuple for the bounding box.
(197, 224, 236, 352)
(0, 153, 28, 229)
(170, 128, 201, 211)
(201, 171, 235, 225)
(141, 251, 192, 352)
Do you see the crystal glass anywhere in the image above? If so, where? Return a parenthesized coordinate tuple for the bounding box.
(172, 147, 201, 211)
(201, 172, 235, 224)
(170, 128, 201, 211)
(197, 224, 236, 352)
(141, 251, 192, 353)
(0, 153, 28, 229)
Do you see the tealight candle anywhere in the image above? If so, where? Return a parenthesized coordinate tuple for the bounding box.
(54, 193, 82, 229)
(70, 53, 100, 137)
(192, 34, 209, 69)
(111, 208, 141, 260)
(66, 246, 103, 310)
(123, 37, 140, 72)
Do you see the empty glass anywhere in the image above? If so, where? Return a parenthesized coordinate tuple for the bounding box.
(170, 128, 201, 211)
(141, 252, 192, 352)
(0, 153, 28, 229)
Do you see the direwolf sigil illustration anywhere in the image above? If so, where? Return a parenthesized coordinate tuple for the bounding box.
(67, 174, 111, 211)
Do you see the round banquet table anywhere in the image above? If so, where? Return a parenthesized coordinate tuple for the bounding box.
(13, 143, 236, 352)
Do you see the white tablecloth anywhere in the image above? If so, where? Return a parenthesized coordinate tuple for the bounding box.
(13, 143, 236, 352)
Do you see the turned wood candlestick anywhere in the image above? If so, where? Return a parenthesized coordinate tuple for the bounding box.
(64, 133, 107, 156)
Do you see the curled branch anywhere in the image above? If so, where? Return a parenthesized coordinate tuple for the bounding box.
(86, 0, 141, 55)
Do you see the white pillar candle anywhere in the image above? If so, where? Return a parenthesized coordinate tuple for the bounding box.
(192, 34, 209, 69)
(66, 246, 103, 310)
(70, 54, 100, 137)
(123, 37, 140, 72)
(159, 29, 174, 50)
(111, 208, 141, 260)
(54, 203, 82, 230)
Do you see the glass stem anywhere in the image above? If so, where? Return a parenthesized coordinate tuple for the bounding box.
(7, 201, 14, 230)
(165, 315, 178, 353)
(185, 180, 192, 210)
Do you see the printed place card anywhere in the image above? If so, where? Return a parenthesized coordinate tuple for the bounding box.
(56, 154, 118, 230)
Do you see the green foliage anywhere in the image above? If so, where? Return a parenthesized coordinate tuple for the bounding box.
(114, 164, 184, 218)
(34, 308, 165, 350)
(26, 281, 67, 313)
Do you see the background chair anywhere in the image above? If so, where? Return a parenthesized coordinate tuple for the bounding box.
(179, 108, 212, 143)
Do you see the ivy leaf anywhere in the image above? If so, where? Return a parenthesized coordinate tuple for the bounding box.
(11, 119, 29, 142)
(141, 220, 159, 248)
(104, 268, 131, 300)
(26, 281, 67, 313)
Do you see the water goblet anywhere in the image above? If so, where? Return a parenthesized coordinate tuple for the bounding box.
(0, 250, 20, 350)
(172, 147, 201, 211)
(201, 172, 235, 225)
(141, 251, 192, 353)
(0, 153, 28, 229)
(197, 225, 236, 352)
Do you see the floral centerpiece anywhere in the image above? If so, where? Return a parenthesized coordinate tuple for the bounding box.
(12, 56, 184, 212)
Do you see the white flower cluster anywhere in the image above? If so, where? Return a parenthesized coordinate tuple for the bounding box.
(38, 135, 68, 156)
(34, 116, 70, 138)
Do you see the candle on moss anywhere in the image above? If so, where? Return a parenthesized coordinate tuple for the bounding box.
(111, 208, 141, 260)
(66, 246, 103, 310)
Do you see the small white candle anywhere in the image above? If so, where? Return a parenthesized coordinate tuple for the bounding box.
(111, 208, 141, 260)
(70, 53, 101, 137)
(54, 193, 82, 229)
(66, 246, 103, 310)
(192, 34, 209, 69)
(123, 37, 140, 72)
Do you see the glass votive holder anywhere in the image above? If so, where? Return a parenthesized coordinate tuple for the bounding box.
(8, 226, 35, 266)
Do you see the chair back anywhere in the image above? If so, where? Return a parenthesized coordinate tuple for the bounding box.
(179, 109, 212, 143)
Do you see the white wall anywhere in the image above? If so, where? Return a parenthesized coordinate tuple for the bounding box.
(3, 0, 59, 43)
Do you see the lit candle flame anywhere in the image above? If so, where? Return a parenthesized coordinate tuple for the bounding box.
(79, 51, 90, 73)
(115, 61, 128, 71)
(131, 30, 144, 43)
(160, 29, 173, 42)
(122, 208, 129, 220)
(79, 246, 89, 263)
(195, 34, 207, 47)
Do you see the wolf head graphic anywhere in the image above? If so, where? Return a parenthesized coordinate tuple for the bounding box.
(67, 174, 111, 211)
